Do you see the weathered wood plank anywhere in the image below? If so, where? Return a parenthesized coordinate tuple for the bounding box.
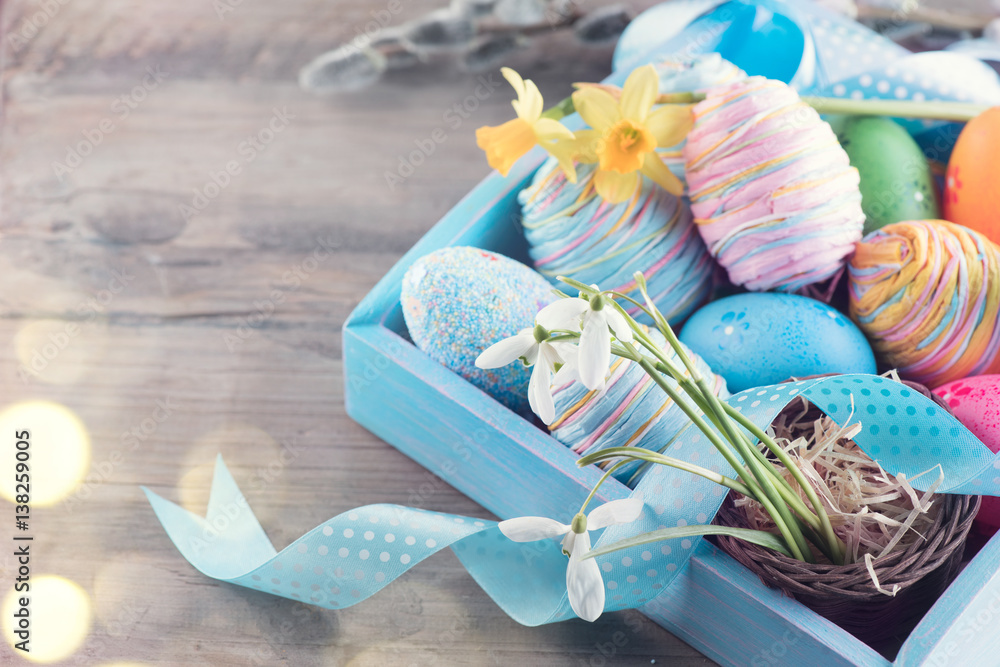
(0, 0, 713, 664)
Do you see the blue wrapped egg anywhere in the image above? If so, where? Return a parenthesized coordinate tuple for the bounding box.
(521, 162, 714, 325)
(401, 247, 555, 413)
(678, 293, 876, 393)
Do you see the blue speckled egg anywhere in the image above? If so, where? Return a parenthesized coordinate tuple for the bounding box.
(401, 246, 555, 413)
(678, 293, 876, 393)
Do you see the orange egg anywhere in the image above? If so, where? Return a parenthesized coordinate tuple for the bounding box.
(944, 107, 1000, 245)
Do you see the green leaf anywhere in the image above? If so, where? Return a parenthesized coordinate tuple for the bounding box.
(583, 525, 792, 560)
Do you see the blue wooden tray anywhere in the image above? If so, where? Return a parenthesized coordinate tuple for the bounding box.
(343, 151, 1000, 665)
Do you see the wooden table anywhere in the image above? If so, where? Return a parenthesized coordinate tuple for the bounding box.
(0, 0, 716, 663)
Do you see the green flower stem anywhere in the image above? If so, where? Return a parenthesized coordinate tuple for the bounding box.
(624, 349, 762, 499)
(742, 442, 823, 531)
(629, 274, 816, 562)
(723, 402, 847, 565)
(647, 356, 839, 561)
(624, 280, 813, 560)
(614, 340, 812, 560)
(578, 459, 631, 516)
(632, 273, 704, 384)
(801, 96, 987, 121)
(623, 347, 807, 562)
(583, 524, 795, 560)
(538, 91, 987, 124)
(578, 447, 754, 497)
(555, 276, 829, 562)
(539, 95, 577, 121)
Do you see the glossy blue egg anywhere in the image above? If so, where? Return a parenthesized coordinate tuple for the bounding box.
(678, 293, 876, 393)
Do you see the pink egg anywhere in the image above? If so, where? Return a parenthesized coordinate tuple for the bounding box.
(934, 375, 1000, 532)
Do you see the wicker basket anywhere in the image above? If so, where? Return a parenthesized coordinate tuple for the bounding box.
(710, 376, 981, 646)
(713, 492, 979, 645)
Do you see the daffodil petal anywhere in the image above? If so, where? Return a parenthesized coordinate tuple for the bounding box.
(498, 516, 569, 541)
(476, 331, 535, 369)
(578, 309, 611, 391)
(603, 305, 634, 344)
(538, 297, 589, 330)
(571, 87, 620, 132)
(640, 154, 684, 196)
(567, 532, 605, 622)
(587, 498, 644, 530)
(620, 65, 659, 122)
(529, 360, 556, 424)
(519, 77, 544, 121)
(594, 169, 639, 204)
(533, 117, 575, 142)
(569, 130, 601, 164)
(645, 104, 694, 148)
(502, 67, 527, 110)
(540, 138, 580, 183)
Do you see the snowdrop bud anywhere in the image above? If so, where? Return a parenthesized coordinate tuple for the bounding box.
(494, 0, 547, 26)
(533, 323, 549, 342)
(403, 9, 477, 54)
(459, 33, 529, 73)
(298, 45, 387, 94)
(573, 5, 632, 46)
(589, 293, 605, 311)
(570, 513, 587, 534)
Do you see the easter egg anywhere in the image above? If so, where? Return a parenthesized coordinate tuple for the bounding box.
(401, 246, 555, 413)
(934, 375, 1000, 531)
(837, 117, 939, 235)
(678, 293, 877, 393)
(944, 107, 1000, 245)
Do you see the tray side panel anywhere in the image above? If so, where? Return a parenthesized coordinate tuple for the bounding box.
(642, 542, 891, 667)
(896, 528, 1000, 666)
(343, 322, 631, 520)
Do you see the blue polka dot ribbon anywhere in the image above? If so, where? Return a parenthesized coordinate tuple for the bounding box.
(144, 374, 1000, 623)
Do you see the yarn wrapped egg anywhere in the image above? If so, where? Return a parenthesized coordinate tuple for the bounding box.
(548, 330, 727, 487)
(654, 54, 747, 182)
(683, 77, 866, 292)
(848, 219, 1000, 388)
(519, 56, 745, 326)
(401, 246, 555, 413)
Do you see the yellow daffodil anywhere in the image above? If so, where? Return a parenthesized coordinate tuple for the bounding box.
(571, 65, 692, 204)
(477, 68, 578, 181)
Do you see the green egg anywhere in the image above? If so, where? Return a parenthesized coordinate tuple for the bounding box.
(836, 116, 940, 234)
